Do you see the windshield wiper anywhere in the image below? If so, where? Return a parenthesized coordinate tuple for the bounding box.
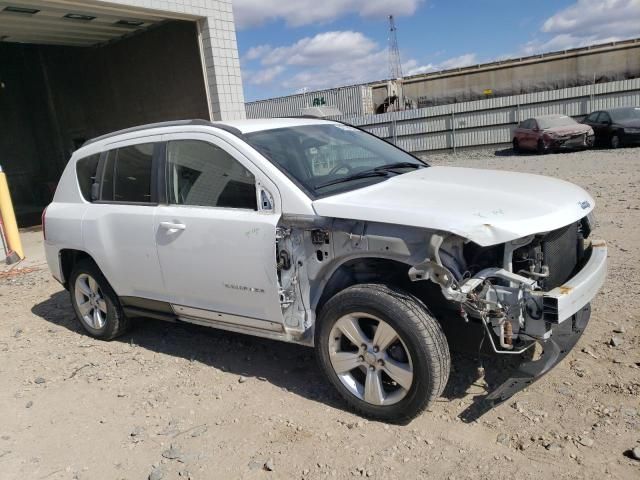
(373, 162, 426, 172)
(314, 171, 390, 190)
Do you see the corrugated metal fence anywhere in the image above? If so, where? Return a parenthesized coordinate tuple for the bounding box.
(246, 85, 374, 118)
(334, 78, 640, 152)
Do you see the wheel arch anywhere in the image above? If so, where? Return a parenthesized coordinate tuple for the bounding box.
(313, 255, 454, 323)
(59, 249, 98, 289)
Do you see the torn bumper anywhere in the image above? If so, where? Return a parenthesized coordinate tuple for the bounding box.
(485, 303, 591, 407)
(460, 240, 606, 422)
(541, 239, 607, 324)
(460, 304, 592, 422)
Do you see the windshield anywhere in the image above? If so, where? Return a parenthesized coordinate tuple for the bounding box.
(609, 107, 640, 122)
(244, 123, 427, 197)
(537, 116, 577, 129)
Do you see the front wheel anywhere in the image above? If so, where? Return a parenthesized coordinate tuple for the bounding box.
(316, 284, 450, 423)
(512, 138, 520, 153)
(610, 132, 622, 149)
(536, 139, 548, 154)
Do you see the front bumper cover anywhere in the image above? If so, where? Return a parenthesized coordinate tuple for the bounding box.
(460, 304, 591, 422)
(541, 239, 607, 323)
(459, 240, 606, 422)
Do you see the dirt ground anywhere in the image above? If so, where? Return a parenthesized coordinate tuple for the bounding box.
(1, 146, 639, 480)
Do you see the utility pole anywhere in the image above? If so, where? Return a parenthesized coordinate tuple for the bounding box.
(388, 15, 403, 80)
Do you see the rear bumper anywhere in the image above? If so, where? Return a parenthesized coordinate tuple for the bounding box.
(541, 240, 607, 323)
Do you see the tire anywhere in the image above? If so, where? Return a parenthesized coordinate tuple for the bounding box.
(610, 132, 622, 149)
(316, 284, 450, 423)
(69, 259, 130, 340)
(512, 138, 520, 153)
(536, 139, 548, 155)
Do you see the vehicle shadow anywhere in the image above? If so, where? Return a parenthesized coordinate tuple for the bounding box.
(438, 319, 533, 422)
(32, 291, 346, 411)
(31, 291, 525, 424)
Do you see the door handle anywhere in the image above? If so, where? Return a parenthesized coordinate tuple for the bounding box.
(159, 221, 186, 231)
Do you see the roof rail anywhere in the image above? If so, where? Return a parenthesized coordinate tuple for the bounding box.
(82, 119, 243, 147)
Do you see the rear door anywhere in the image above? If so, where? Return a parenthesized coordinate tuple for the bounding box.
(154, 132, 285, 325)
(82, 137, 166, 301)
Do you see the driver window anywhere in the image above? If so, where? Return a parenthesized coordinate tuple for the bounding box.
(167, 140, 257, 210)
(597, 112, 611, 124)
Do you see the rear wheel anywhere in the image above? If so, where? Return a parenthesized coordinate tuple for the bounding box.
(610, 132, 622, 149)
(69, 260, 130, 340)
(316, 284, 450, 423)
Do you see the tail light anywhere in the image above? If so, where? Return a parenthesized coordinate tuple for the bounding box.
(42, 206, 48, 241)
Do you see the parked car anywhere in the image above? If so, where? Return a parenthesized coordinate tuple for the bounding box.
(581, 107, 640, 148)
(512, 114, 594, 154)
(43, 118, 607, 422)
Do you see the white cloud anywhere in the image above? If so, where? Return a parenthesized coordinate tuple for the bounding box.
(245, 31, 479, 93)
(403, 54, 477, 77)
(438, 53, 477, 70)
(246, 65, 285, 85)
(523, 0, 640, 54)
(256, 31, 378, 67)
(243, 45, 272, 62)
(404, 61, 435, 76)
(233, 0, 423, 29)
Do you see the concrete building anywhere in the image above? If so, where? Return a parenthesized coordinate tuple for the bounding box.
(0, 0, 245, 225)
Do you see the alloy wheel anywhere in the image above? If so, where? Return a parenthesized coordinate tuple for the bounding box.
(74, 273, 108, 329)
(328, 313, 413, 406)
(611, 135, 620, 149)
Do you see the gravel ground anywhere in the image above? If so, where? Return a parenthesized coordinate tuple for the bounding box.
(1, 146, 639, 480)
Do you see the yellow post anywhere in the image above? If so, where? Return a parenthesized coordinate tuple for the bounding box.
(0, 166, 25, 263)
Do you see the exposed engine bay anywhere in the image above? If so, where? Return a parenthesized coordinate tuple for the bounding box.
(274, 213, 597, 357)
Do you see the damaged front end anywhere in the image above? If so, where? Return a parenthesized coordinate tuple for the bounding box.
(409, 216, 607, 415)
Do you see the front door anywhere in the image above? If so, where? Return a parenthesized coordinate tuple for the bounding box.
(154, 133, 284, 325)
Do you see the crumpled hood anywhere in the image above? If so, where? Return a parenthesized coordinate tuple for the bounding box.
(545, 124, 592, 136)
(312, 166, 595, 246)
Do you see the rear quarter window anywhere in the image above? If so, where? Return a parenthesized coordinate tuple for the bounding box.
(75, 154, 100, 201)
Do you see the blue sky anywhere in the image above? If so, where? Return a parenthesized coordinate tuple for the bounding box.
(232, 0, 640, 101)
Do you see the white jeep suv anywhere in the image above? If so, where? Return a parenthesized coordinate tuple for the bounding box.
(43, 118, 607, 422)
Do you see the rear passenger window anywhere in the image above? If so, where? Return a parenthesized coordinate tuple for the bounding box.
(76, 154, 100, 201)
(167, 140, 257, 210)
(100, 144, 155, 203)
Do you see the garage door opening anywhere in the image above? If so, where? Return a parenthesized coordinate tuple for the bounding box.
(0, 3, 211, 226)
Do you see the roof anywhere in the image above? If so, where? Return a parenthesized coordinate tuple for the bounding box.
(533, 114, 570, 119)
(217, 117, 334, 134)
(82, 117, 335, 147)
